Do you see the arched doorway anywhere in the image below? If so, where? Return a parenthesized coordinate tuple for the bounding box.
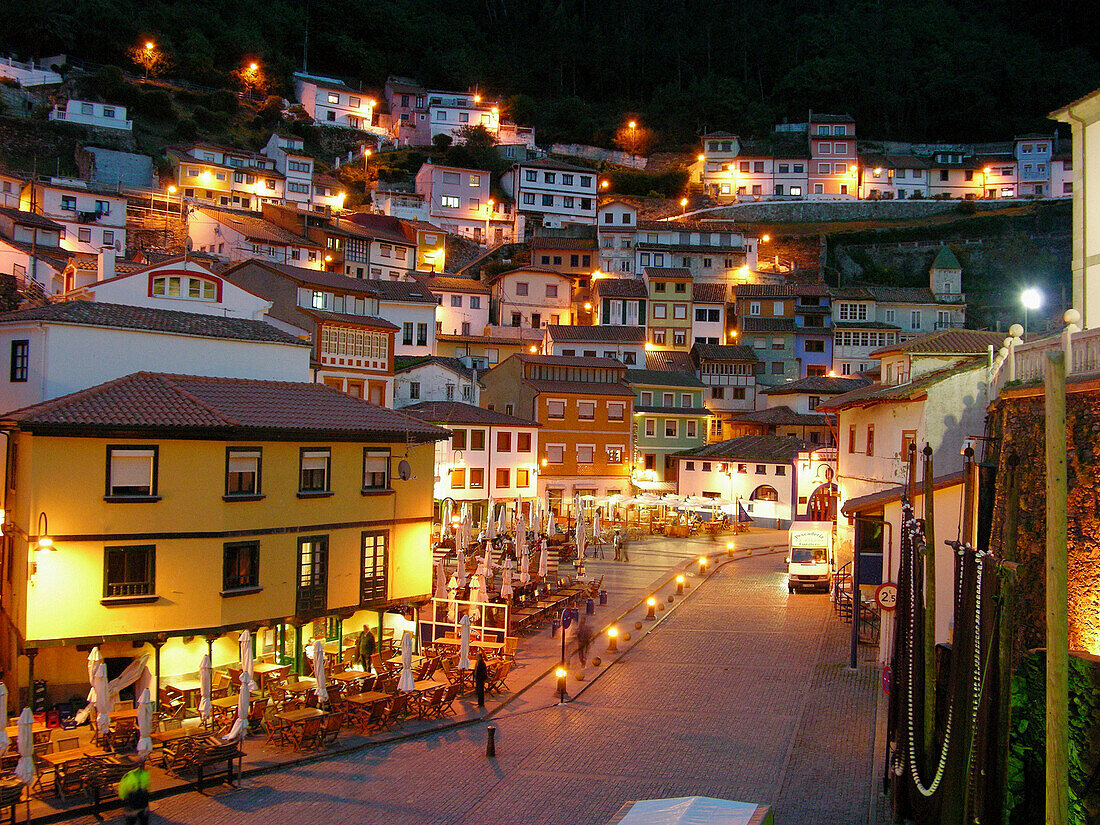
(750, 485, 779, 502)
(807, 482, 838, 522)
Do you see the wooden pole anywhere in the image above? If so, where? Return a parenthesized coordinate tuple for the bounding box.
(1044, 350, 1069, 825)
(922, 444, 937, 763)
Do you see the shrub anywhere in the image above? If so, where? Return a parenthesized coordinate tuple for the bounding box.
(175, 117, 198, 140)
(135, 89, 174, 120)
(207, 90, 238, 113)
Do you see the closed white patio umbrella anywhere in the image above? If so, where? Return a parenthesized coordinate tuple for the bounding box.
(13, 708, 34, 786)
(538, 542, 548, 578)
(546, 509, 556, 535)
(0, 684, 9, 755)
(221, 673, 249, 743)
(442, 499, 453, 532)
(520, 542, 532, 585)
(574, 492, 583, 529)
(594, 508, 602, 539)
(500, 566, 514, 600)
(456, 548, 468, 588)
(136, 688, 154, 758)
(239, 630, 257, 693)
(94, 661, 112, 740)
(458, 615, 471, 670)
(397, 631, 415, 692)
(434, 558, 448, 599)
(313, 639, 329, 704)
(486, 498, 496, 540)
(198, 654, 213, 724)
(576, 507, 586, 560)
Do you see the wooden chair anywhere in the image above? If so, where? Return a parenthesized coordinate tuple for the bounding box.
(246, 697, 269, 733)
(211, 673, 230, 700)
(437, 684, 461, 717)
(385, 693, 408, 728)
(370, 653, 388, 676)
(318, 714, 342, 747)
(108, 718, 138, 752)
(502, 637, 519, 662)
(159, 687, 187, 720)
(487, 661, 513, 694)
(262, 707, 290, 746)
(288, 717, 323, 751)
(115, 700, 135, 711)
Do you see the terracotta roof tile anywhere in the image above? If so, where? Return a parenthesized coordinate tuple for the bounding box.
(403, 400, 539, 427)
(870, 329, 1003, 357)
(676, 435, 804, 462)
(646, 351, 694, 372)
(545, 325, 646, 344)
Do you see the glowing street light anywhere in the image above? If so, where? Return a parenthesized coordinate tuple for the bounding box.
(145, 41, 155, 51)
(680, 197, 688, 214)
(628, 120, 637, 155)
(249, 62, 258, 72)
(1021, 287, 1043, 337)
(761, 234, 770, 243)
(600, 180, 610, 189)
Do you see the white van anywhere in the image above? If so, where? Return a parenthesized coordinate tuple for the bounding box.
(786, 521, 833, 593)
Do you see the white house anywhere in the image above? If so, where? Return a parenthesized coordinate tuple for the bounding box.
(0, 207, 70, 295)
(699, 133, 741, 195)
(402, 400, 540, 524)
(593, 275, 647, 327)
(261, 132, 316, 210)
(674, 435, 805, 526)
(393, 355, 480, 408)
(20, 178, 127, 255)
(0, 299, 310, 412)
(692, 282, 728, 345)
(633, 220, 758, 280)
(414, 162, 514, 244)
(167, 143, 285, 210)
(66, 257, 272, 319)
(596, 199, 638, 275)
(542, 324, 645, 365)
(0, 57, 60, 86)
(421, 275, 491, 336)
(188, 205, 324, 268)
(368, 278, 438, 357)
(49, 99, 131, 131)
(371, 190, 430, 223)
(293, 72, 378, 132)
(691, 342, 759, 441)
(492, 266, 574, 330)
(501, 159, 597, 229)
(427, 91, 501, 144)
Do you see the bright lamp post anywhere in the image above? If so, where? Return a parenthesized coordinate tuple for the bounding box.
(1021, 287, 1043, 337)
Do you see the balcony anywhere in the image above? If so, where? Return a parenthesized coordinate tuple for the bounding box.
(991, 310, 1098, 397)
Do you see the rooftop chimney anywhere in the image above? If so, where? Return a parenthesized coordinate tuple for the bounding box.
(96, 246, 116, 282)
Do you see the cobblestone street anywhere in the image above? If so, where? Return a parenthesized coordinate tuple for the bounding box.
(70, 541, 879, 825)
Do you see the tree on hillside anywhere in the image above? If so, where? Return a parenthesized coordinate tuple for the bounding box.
(127, 40, 169, 79)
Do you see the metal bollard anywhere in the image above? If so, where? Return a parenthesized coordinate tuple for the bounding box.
(645, 596, 657, 620)
(599, 590, 607, 605)
(586, 598, 595, 615)
(676, 574, 685, 595)
(486, 725, 496, 757)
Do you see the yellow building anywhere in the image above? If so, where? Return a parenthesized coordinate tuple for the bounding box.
(0, 372, 447, 705)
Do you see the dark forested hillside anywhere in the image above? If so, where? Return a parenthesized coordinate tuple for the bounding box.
(2, 0, 1098, 147)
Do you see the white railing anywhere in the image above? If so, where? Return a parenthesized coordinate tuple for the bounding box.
(990, 309, 1093, 396)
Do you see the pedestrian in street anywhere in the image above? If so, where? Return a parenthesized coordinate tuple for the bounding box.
(358, 624, 376, 672)
(118, 759, 151, 825)
(303, 637, 316, 676)
(619, 534, 630, 562)
(474, 652, 488, 708)
(613, 529, 622, 561)
(575, 618, 594, 668)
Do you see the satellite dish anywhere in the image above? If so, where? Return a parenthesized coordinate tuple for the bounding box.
(398, 459, 412, 481)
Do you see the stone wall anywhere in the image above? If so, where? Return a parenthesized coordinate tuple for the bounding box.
(988, 388, 1100, 661)
(691, 198, 1012, 224)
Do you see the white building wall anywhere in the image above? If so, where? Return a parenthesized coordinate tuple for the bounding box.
(495, 271, 573, 329)
(81, 263, 273, 320)
(675, 459, 796, 524)
(393, 364, 478, 408)
(386, 301, 437, 357)
(435, 291, 490, 336)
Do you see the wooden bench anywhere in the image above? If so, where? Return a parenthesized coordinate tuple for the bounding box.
(174, 740, 244, 793)
(80, 756, 135, 817)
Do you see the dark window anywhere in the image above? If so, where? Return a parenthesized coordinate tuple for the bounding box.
(496, 468, 510, 487)
(225, 448, 261, 497)
(517, 432, 532, 452)
(104, 545, 155, 597)
(223, 541, 259, 590)
(497, 432, 511, 452)
(106, 446, 158, 498)
(296, 535, 328, 614)
(299, 448, 331, 493)
(360, 531, 388, 605)
(471, 429, 486, 450)
(9, 340, 28, 382)
(362, 449, 390, 490)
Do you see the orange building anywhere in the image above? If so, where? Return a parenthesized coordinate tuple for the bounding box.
(479, 354, 633, 516)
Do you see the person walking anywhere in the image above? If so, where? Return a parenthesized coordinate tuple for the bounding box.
(357, 624, 376, 672)
(620, 535, 630, 562)
(474, 653, 488, 708)
(613, 529, 622, 561)
(118, 760, 151, 825)
(575, 619, 594, 668)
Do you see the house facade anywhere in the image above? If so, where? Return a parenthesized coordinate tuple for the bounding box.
(167, 143, 285, 210)
(414, 162, 514, 244)
(691, 343, 759, 441)
(627, 369, 709, 488)
(542, 324, 645, 365)
(501, 159, 597, 229)
(643, 267, 694, 350)
(596, 200, 639, 275)
(293, 72, 377, 132)
(422, 275, 491, 336)
(393, 356, 480, 408)
(492, 266, 574, 330)
(0, 373, 445, 704)
(21, 178, 127, 255)
(49, 99, 131, 131)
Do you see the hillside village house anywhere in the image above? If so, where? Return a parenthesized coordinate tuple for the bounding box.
(633, 221, 759, 280)
(435, 327, 544, 369)
(530, 234, 596, 278)
(593, 276, 647, 327)
(0, 373, 446, 705)
(20, 178, 127, 255)
(492, 266, 574, 330)
(342, 213, 419, 280)
(167, 143, 286, 210)
(692, 343, 759, 441)
(0, 299, 310, 412)
(830, 247, 967, 374)
(393, 355, 480, 408)
(596, 200, 638, 275)
(818, 328, 1004, 562)
(740, 375, 871, 446)
(414, 162, 515, 244)
(188, 205, 324, 267)
(423, 275, 491, 336)
(260, 132, 345, 212)
(402, 400, 540, 525)
(383, 77, 533, 149)
(733, 283, 798, 387)
(223, 259, 399, 404)
(0, 208, 69, 295)
(692, 283, 729, 345)
(49, 99, 132, 131)
(627, 369, 709, 488)
(479, 354, 634, 514)
(501, 158, 598, 230)
(293, 72, 378, 133)
(643, 267, 694, 350)
(542, 324, 645, 365)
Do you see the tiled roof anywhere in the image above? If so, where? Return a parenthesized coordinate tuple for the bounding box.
(830, 284, 942, 304)
(832, 321, 902, 330)
(692, 283, 728, 303)
(5, 372, 450, 441)
(230, 260, 433, 302)
(303, 309, 400, 331)
(394, 355, 477, 380)
(869, 329, 1004, 357)
(422, 276, 491, 294)
(525, 379, 634, 397)
(816, 357, 986, 412)
(437, 332, 539, 345)
(810, 114, 855, 124)
(741, 317, 796, 333)
(636, 242, 746, 255)
(841, 470, 965, 516)
(692, 343, 758, 362)
(196, 206, 319, 248)
(0, 207, 64, 231)
(515, 353, 623, 368)
(594, 278, 648, 299)
(518, 157, 594, 174)
(364, 278, 437, 304)
(932, 247, 962, 270)
(676, 435, 804, 462)
(0, 300, 307, 346)
(643, 267, 693, 280)
(646, 351, 695, 372)
(625, 369, 705, 388)
(530, 236, 597, 250)
(762, 376, 872, 396)
(735, 284, 798, 298)
(733, 406, 826, 426)
(402, 401, 538, 427)
(545, 325, 646, 344)
(342, 212, 417, 246)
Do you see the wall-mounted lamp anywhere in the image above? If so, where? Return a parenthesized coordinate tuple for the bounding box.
(36, 512, 53, 550)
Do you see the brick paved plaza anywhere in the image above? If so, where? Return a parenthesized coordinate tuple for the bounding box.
(68, 540, 879, 825)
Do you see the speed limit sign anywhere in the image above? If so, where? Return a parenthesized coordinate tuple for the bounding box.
(875, 582, 898, 612)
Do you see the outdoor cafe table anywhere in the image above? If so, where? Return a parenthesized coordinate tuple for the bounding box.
(210, 692, 262, 722)
(280, 678, 317, 694)
(275, 707, 326, 725)
(331, 670, 369, 685)
(4, 720, 48, 739)
(165, 678, 203, 707)
(385, 654, 425, 668)
(252, 662, 289, 691)
(39, 745, 108, 797)
(344, 691, 390, 706)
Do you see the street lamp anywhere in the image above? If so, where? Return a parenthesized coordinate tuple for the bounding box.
(1021, 287, 1043, 337)
(761, 234, 770, 243)
(849, 164, 859, 200)
(628, 121, 637, 156)
(680, 197, 688, 214)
